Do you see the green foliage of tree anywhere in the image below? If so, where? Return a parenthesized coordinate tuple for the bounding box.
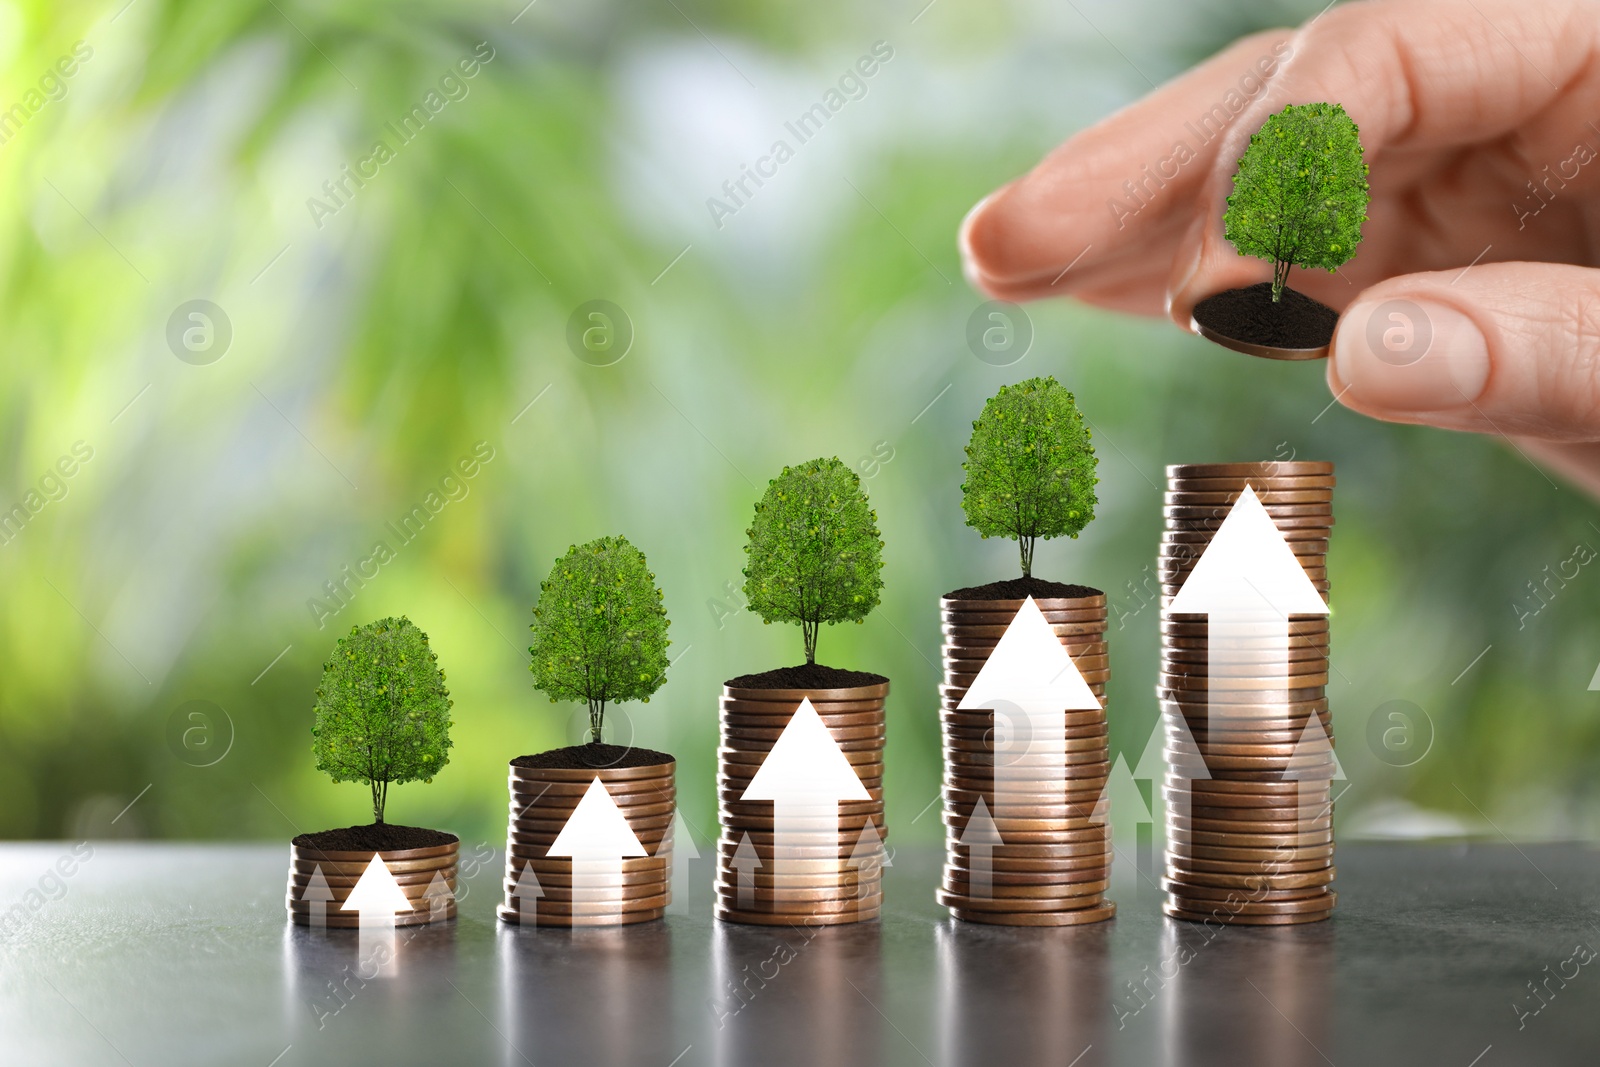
(311, 617, 454, 824)
(743, 457, 885, 665)
(529, 535, 671, 744)
(962, 377, 1099, 578)
(1223, 102, 1370, 301)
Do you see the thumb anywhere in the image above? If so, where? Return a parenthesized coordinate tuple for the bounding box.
(1329, 262, 1600, 440)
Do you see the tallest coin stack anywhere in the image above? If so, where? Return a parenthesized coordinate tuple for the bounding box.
(1158, 461, 1338, 926)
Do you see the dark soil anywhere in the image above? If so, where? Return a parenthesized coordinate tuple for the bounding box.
(293, 823, 457, 852)
(945, 577, 1103, 600)
(1192, 283, 1338, 350)
(511, 742, 675, 770)
(726, 663, 889, 689)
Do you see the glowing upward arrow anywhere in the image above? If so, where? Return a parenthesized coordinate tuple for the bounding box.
(667, 808, 701, 916)
(547, 777, 648, 908)
(300, 864, 334, 930)
(342, 855, 411, 972)
(422, 871, 453, 924)
(513, 863, 544, 925)
(958, 798, 1003, 900)
(1283, 714, 1345, 835)
(740, 698, 871, 878)
(729, 832, 761, 909)
(1166, 486, 1328, 728)
(959, 597, 1102, 819)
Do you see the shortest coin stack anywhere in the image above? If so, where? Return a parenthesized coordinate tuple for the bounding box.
(288, 838, 459, 927)
(499, 760, 675, 927)
(1159, 461, 1337, 926)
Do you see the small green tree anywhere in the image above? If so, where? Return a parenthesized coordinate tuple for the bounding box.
(312, 616, 454, 824)
(1223, 101, 1370, 302)
(530, 535, 670, 744)
(743, 456, 885, 666)
(962, 377, 1098, 578)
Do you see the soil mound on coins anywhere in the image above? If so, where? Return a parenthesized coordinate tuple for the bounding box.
(944, 577, 1101, 600)
(511, 742, 675, 770)
(293, 823, 457, 851)
(1192, 283, 1337, 350)
(726, 663, 889, 689)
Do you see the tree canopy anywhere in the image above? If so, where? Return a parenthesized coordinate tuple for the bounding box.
(1223, 101, 1370, 301)
(311, 616, 454, 824)
(743, 457, 885, 665)
(529, 535, 671, 744)
(962, 377, 1098, 578)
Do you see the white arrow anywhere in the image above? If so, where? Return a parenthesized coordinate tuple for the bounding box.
(547, 777, 647, 910)
(667, 808, 701, 916)
(1283, 713, 1345, 835)
(1588, 659, 1600, 691)
(1104, 753, 1150, 840)
(729, 832, 761, 909)
(958, 798, 1003, 900)
(513, 862, 544, 925)
(847, 821, 887, 902)
(959, 597, 1102, 820)
(422, 871, 453, 924)
(1166, 486, 1329, 731)
(740, 698, 870, 879)
(301, 864, 334, 931)
(341, 855, 411, 973)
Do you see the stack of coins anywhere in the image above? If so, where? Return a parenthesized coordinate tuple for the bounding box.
(499, 761, 675, 927)
(288, 838, 459, 927)
(936, 592, 1116, 926)
(1159, 461, 1337, 925)
(715, 680, 887, 925)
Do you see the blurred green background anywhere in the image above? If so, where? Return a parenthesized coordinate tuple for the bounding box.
(2, 0, 1597, 850)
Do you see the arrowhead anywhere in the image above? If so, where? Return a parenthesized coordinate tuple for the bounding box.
(1131, 717, 1163, 783)
(730, 832, 762, 873)
(740, 699, 871, 804)
(301, 864, 335, 903)
(422, 871, 453, 906)
(957, 797, 1004, 848)
(515, 863, 544, 899)
(670, 809, 702, 861)
(958, 597, 1102, 714)
(1589, 660, 1600, 691)
(1106, 752, 1151, 824)
(1166, 487, 1329, 617)
(1284, 714, 1345, 782)
(848, 821, 887, 868)
(547, 778, 649, 859)
(340, 855, 414, 915)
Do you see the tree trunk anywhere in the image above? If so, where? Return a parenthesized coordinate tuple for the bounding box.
(803, 619, 819, 665)
(1019, 535, 1035, 578)
(1271, 259, 1291, 303)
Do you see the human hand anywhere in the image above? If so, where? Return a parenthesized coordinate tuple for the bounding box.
(960, 0, 1600, 491)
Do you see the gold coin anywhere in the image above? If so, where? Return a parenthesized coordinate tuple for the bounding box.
(290, 840, 458, 864)
(713, 905, 879, 926)
(497, 903, 665, 927)
(936, 884, 1108, 910)
(719, 698, 884, 717)
(290, 905, 454, 928)
(509, 761, 674, 783)
(940, 594, 1106, 612)
(1162, 903, 1331, 926)
(721, 681, 889, 702)
(947, 901, 1116, 926)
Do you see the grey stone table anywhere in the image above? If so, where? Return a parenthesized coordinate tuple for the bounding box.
(1, 841, 1596, 1066)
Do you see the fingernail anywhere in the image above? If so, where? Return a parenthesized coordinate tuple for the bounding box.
(1333, 298, 1490, 412)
